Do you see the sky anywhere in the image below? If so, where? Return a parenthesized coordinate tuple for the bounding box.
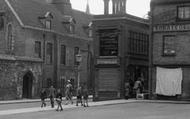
(70, 0, 151, 18)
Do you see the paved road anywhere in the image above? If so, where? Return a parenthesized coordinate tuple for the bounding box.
(1, 102, 190, 119)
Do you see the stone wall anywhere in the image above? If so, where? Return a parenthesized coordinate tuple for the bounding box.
(0, 59, 42, 100)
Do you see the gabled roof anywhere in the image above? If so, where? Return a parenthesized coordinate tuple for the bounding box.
(72, 9, 93, 37)
(5, 0, 93, 38)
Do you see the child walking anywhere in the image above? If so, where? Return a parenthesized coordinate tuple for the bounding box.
(40, 88, 47, 108)
(76, 85, 83, 106)
(56, 89, 63, 111)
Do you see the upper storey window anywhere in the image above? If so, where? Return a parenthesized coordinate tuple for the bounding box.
(0, 12, 5, 31)
(7, 23, 14, 52)
(45, 20, 51, 29)
(39, 12, 53, 29)
(99, 29, 119, 56)
(163, 35, 176, 56)
(178, 6, 190, 20)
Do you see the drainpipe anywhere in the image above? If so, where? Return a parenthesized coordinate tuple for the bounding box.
(42, 34, 46, 88)
(148, 4, 154, 99)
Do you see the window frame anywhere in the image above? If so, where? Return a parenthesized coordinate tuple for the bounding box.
(7, 23, 14, 52)
(60, 44, 66, 65)
(34, 41, 42, 58)
(74, 47, 80, 65)
(45, 20, 51, 29)
(99, 30, 119, 57)
(128, 30, 149, 56)
(46, 42, 53, 64)
(162, 35, 176, 56)
(177, 5, 190, 21)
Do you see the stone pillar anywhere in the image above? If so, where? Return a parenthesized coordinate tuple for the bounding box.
(103, 0, 110, 15)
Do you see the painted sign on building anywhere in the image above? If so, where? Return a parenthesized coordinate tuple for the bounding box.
(96, 58, 119, 65)
(154, 24, 190, 32)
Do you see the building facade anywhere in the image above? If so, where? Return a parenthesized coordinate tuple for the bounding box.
(151, 0, 190, 100)
(92, 0, 149, 101)
(0, 0, 92, 100)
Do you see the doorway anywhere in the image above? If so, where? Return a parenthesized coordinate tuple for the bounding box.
(22, 71, 33, 98)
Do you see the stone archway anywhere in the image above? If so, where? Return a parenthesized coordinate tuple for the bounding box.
(22, 71, 33, 98)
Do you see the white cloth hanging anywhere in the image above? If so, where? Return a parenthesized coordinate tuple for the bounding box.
(156, 67, 182, 96)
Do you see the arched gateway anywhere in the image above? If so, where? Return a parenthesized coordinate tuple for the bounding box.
(22, 71, 33, 98)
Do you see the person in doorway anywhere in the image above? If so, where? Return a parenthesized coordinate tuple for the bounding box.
(49, 85, 56, 108)
(76, 85, 83, 106)
(55, 89, 63, 111)
(65, 80, 73, 105)
(40, 88, 47, 108)
(133, 78, 142, 99)
(83, 84, 89, 107)
(139, 73, 145, 93)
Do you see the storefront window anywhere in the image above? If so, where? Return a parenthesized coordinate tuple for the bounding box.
(99, 29, 119, 56)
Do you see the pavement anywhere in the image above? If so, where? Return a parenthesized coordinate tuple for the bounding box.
(0, 97, 190, 116)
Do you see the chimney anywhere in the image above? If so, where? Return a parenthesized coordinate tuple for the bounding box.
(103, 0, 110, 15)
(112, 0, 126, 14)
(48, 0, 72, 16)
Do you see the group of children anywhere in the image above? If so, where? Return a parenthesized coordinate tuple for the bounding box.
(76, 85, 89, 107)
(40, 81, 89, 111)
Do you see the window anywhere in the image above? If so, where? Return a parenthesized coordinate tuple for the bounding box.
(35, 41, 41, 58)
(89, 29, 92, 37)
(99, 29, 118, 56)
(129, 31, 149, 55)
(46, 43, 53, 64)
(74, 47, 79, 65)
(45, 20, 51, 29)
(69, 24, 75, 34)
(7, 24, 14, 52)
(163, 35, 176, 56)
(60, 45, 66, 65)
(0, 15, 4, 31)
(178, 6, 190, 19)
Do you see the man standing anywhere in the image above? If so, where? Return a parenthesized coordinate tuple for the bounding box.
(49, 85, 56, 108)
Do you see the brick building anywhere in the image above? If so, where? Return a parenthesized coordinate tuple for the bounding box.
(92, 0, 149, 101)
(151, 0, 190, 100)
(0, 0, 92, 100)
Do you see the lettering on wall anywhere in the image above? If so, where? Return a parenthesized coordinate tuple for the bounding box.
(153, 24, 190, 32)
